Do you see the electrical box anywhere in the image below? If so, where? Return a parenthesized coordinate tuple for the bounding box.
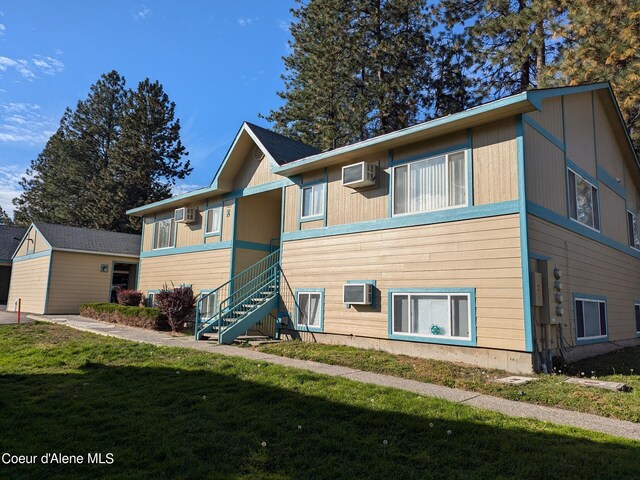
(533, 272, 544, 307)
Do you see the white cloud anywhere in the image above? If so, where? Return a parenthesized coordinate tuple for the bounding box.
(0, 24, 5, 35)
(135, 6, 151, 20)
(237, 16, 259, 27)
(0, 54, 65, 80)
(0, 102, 57, 144)
(0, 164, 29, 216)
(31, 55, 64, 76)
(172, 183, 204, 196)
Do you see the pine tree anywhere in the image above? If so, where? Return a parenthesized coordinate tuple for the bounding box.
(266, 0, 433, 150)
(544, 0, 640, 152)
(13, 71, 191, 233)
(0, 206, 12, 226)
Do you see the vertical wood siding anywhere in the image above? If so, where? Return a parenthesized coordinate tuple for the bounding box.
(14, 227, 48, 257)
(564, 92, 597, 177)
(233, 149, 281, 190)
(235, 190, 281, 245)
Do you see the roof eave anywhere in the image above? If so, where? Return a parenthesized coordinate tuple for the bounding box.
(126, 186, 224, 217)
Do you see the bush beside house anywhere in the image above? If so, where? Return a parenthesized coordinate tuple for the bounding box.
(80, 303, 167, 330)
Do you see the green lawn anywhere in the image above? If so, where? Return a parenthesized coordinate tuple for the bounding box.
(0, 324, 638, 480)
(257, 341, 640, 423)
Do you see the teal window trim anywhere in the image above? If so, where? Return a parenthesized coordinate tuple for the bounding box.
(203, 203, 223, 238)
(390, 147, 470, 218)
(13, 249, 52, 262)
(466, 129, 474, 207)
(573, 293, 609, 345)
(567, 159, 598, 187)
(389, 142, 469, 167)
(294, 288, 324, 333)
(151, 216, 178, 251)
(146, 290, 160, 307)
(283, 200, 518, 242)
(567, 165, 601, 233)
(299, 179, 326, 225)
(387, 287, 477, 347)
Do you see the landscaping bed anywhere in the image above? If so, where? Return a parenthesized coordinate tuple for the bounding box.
(79, 303, 167, 330)
(0, 323, 638, 479)
(257, 341, 640, 423)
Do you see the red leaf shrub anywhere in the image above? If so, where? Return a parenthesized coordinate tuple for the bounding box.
(117, 289, 143, 306)
(154, 284, 196, 333)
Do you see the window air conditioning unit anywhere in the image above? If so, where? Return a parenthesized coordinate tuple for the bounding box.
(343, 283, 373, 305)
(174, 207, 196, 224)
(342, 162, 376, 188)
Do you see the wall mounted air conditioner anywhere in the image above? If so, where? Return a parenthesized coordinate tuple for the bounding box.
(342, 162, 376, 188)
(174, 207, 196, 224)
(343, 283, 373, 305)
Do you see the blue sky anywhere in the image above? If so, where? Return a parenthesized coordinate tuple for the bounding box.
(0, 1, 297, 215)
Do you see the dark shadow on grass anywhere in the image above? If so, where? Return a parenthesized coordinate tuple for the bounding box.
(0, 363, 639, 480)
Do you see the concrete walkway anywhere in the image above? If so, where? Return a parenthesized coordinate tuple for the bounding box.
(27, 313, 640, 442)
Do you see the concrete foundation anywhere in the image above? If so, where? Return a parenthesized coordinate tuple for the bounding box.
(559, 337, 640, 363)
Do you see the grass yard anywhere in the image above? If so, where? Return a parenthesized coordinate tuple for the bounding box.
(257, 341, 640, 423)
(0, 324, 638, 480)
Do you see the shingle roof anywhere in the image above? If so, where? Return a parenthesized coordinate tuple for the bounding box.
(33, 222, 141, 257)
(0, 225, 27, 260)
(245, 122, 321, 164)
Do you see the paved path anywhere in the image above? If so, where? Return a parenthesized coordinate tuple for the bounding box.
(27, 313, 640, 441)
(0, 309, 33, 325)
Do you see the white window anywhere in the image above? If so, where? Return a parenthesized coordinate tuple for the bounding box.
(635, 303, 640, 334)
(205, 206, 222, 235)
(568, 169, 600, 231)
(146, 293, 156, 308)
(393, 151, 466, 215)
(153, 218, 176, 250)
(628, 211, 640, 249)
(301, 184, 325, 219)
(575, 297, 607, 341)
(200, 291, 217, 320)
(297, 291, 322, 328)
(392, 292, 470, 339)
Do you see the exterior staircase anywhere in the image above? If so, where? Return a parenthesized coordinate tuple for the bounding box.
(195, 249, 280, 343)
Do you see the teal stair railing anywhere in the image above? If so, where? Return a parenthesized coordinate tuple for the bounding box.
(195, 249, 280, 343)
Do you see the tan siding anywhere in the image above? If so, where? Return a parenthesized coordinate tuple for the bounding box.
(234, 248, 268, 276)
(281, 214, 525, 351)
(233, 149, 280, 190)
(46, 252, 138, 314)
(393, 130, 466, 163)
(15, 227, 49, 257)
(220, 199, 235, 243)
(301, 219, 324, 230)
(302, 170, 325, 183)
(594, 94, 625, 180)
(283, 185, 298, 233)
(528, 215, 640, 342)
(138, 249, 231, 294)
(6, 255, 50, 314)
(524, 124, 567, 215)
(472, 118, 518, 205)
(327, 151, 389, 226)
(236, 190, 281, 245)
(564, 92, 596, 176)
(142, 216, 155, 251)
(525, 97, 564, 142)
(600, 185, 627, 245)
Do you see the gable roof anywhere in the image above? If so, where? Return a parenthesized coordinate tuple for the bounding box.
(0, 225, 27, 261)
(27, 222, 140, 257)
(244, 122, 320, 165)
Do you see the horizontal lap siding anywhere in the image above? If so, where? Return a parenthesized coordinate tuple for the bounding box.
(281, 214, 525, 351)
(6, 255, 50, 314)
(528, 216, 640, 341)
(138, 249, 231, 294)
(46, 252, 137, 314)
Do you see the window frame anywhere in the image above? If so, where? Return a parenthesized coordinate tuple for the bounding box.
(391, 149, 469, 217)
(204, 205, 223, 237)
(567, 167, 600, 232)
(199, 290, 218, 321)
(152, 217, 177, 250)
(300, 183, 326, 221)
(634, 302, 640, 336)
(388, 288, 476, 346)
(294, 289, 324, 332)
(574, 295, 608, 344)
(627, 210, 640, 250)
(146, 291, 158, 308)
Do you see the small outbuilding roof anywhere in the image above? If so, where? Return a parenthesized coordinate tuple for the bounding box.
(0, 225, 28, 261)
(33, 222, 141, 257)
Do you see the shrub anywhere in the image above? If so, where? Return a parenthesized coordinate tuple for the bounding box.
(80, 303, 167, 330)
(117, 289, 143, 307)
(154, 284, 196, 333)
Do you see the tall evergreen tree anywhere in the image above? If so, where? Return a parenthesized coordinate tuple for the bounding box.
(266, 0, 432, 150)
(13, 71, 191, 233)
(543, 0, 640, 152)
(0, 206, 12, 226)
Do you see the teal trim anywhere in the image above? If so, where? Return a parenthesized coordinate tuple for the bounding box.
(597, 166, 626, 199)
(43, 251, 54, 314)
(145, 289, 160, 307)
(126, 186, 213, 216)
(466, 129, 474, 206)
(283, 200, 518, 242)
(522, 115, 565, 152)
(229, 197, 239, 292)
(279, 187, 285, 254)
(517, 115, 534, 353)
(573, 293, 609, 346)
(272, 91, 532, 174)
(528, 201, 640, 260)
(387, 288, 477, 347)
(298, 178, 327, 226)
(203, 203, 223, 238)
(566, 159, 598, 187)
(294, 288, 324, 333)
(13, 249, 52, 262)
(12, 223, 52, 260)
(387, 149, 394, 218)
(235, 240, 272, 252)
(528, 83, 611, 105)
(529, 252, 551, 261)
(389, 143, 468, 167)
(140, 241, 231, 258)
(222, 178, 296, 201)
(562, 96, 571, 219)
(345, 279, 377, 309)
